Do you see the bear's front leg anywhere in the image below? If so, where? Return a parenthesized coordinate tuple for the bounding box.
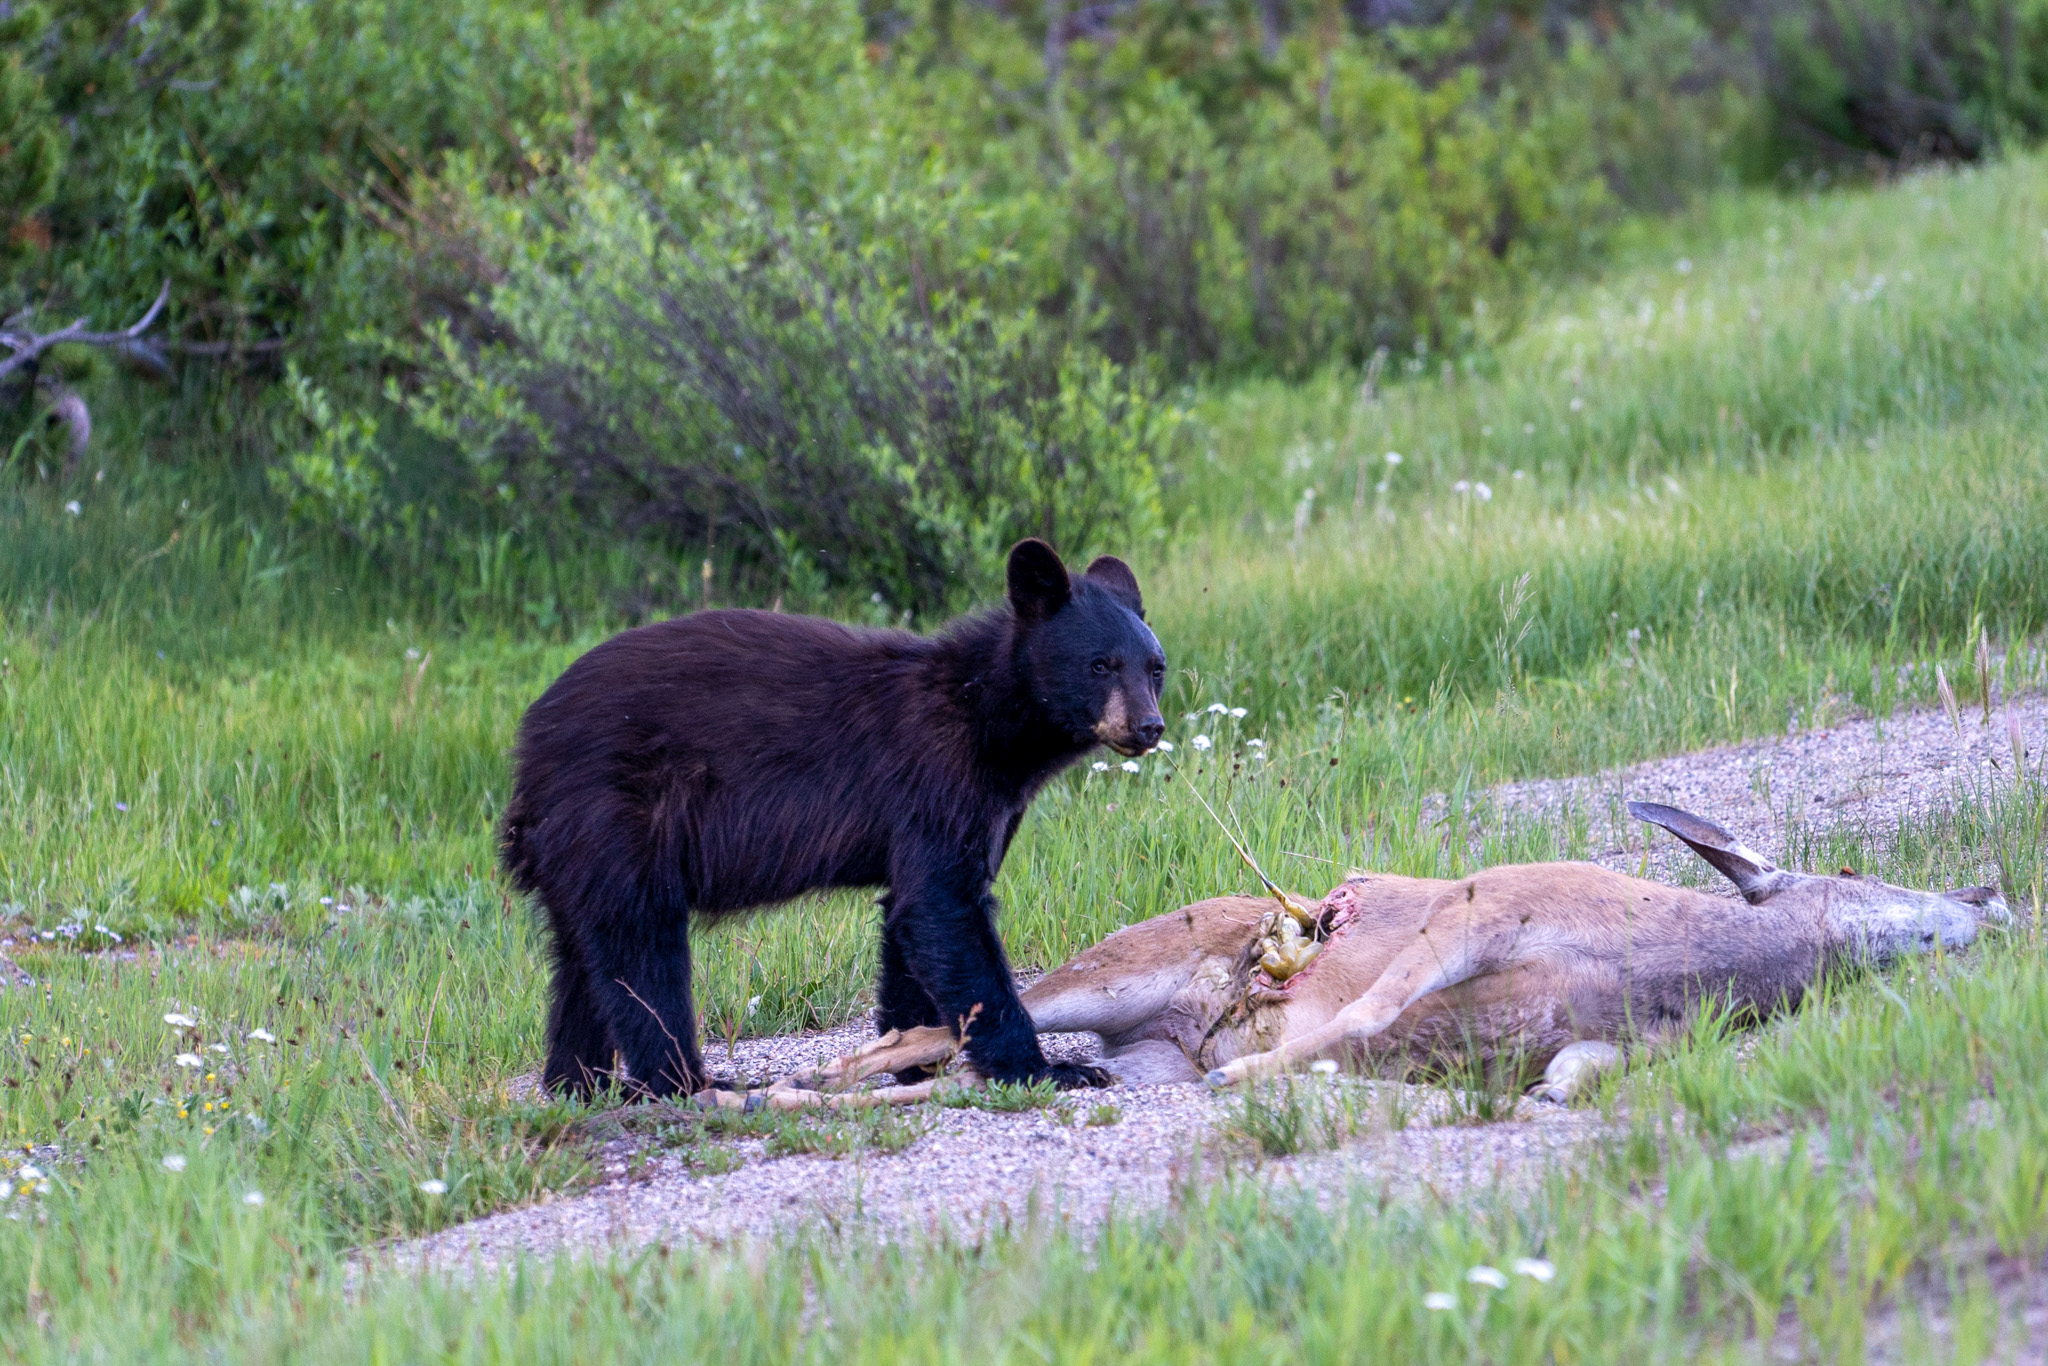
(885, 865, 1109, 1090)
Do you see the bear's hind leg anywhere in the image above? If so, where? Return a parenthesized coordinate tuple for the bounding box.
(542, 938, 615, 1099)
(876, 908, 943, 1082)
(580, 903, 705, 1099)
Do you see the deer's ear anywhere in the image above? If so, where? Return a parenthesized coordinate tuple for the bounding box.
(1007, 539, 1072, 625)
(1626, 801, 1783, 904)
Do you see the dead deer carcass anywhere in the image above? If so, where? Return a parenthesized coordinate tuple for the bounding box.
(728, 802, 2008, 1110)
(1016, 801, 2010, 1100)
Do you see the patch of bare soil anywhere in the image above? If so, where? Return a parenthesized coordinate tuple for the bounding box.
(380, 696, 2045, 1275)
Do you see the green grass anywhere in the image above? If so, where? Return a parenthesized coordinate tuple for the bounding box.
(4, 153, 2048, 1358)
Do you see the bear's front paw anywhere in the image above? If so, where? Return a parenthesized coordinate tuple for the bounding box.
(1037, 1061, 1114, 1090)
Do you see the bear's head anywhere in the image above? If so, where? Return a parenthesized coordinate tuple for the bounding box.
(1006, 538, 1166, 757)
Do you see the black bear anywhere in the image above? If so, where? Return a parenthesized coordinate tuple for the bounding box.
(501, 539, 1166, 1098)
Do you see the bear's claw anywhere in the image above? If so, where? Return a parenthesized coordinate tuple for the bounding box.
(1039, 1062, 1114, 1090)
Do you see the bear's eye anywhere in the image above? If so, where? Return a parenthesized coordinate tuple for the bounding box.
(1090, 659, 1111, 677)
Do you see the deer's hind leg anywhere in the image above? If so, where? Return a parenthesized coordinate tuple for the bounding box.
(1534, 1013, 1695, 1104)
(1533, 1041, 1623, 1103)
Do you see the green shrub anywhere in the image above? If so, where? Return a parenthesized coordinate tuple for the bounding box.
(12, 0, 869, 354)
(1753, 0, 2048, 165)
(375, 167, 1174, 611)
(0, 5, 59, 263)
(916, 0, 1750, 379)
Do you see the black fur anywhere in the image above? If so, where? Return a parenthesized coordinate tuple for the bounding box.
(501, 540, 1166, 1098)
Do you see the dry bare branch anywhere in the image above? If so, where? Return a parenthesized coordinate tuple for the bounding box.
(0, 281, 171, 382)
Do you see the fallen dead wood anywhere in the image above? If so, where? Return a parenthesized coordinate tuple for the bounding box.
(1, 282, 170, 470)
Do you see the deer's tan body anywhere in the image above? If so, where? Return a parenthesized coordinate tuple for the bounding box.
(735, 803, 2006, 1107)
(1022, 862, 1834, 1086)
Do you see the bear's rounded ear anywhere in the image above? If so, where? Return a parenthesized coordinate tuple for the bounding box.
(1006, 538, 1072, 624)
(1083, 555, 1144, 618)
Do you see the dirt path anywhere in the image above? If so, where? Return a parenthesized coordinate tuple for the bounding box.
(382, 1077, 1611, 1275)
(380, 695, 2046, 1275)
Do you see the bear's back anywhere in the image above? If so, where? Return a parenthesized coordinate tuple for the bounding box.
(508, 608, 983, 913)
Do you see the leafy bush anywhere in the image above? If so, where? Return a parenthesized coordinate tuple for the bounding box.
(1752, 0, 2048, 164)
(370, 169, 1173, 612)
(0, 5, 59, 262)
(7, 0, 869, 353)
(923, 0, 1747, 377)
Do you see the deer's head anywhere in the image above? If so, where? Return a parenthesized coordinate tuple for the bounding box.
(1627, 801, 2012, 964)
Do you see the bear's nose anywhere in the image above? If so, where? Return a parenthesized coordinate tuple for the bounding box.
(1135, 717, 1165, 748)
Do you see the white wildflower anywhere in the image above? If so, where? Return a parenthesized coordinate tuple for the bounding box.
(1310, 1059, 1338, 1075)
(1568, 396, 1584, 413)
(0, 1182, 10, 1199)
(1467, 1265, 1509, 1289)
(1092, 762, 1110, 772)
(1512, 1257, 1555, 1282)
(1675, 257, 1693, 274)
(1206, 702, 1229, 715)
(247, 1029, 277, 1044)
(161, 1155, 187, 1173)
(1423, 1291, 1457, 1311)
(746, 995, 761, 1017)
(243, 1190, 266, 1207)
(1120, 761, 1140, 773)
(1453, 479, 1470, 494)
(64, 501, 82, 516)
(1190, 735, 1213, 752)
(1512, 469, 1526, 480)
(175, 1053, 203, 1069)
(418, 1179, 447, 1196)
(1384, 451, 1403, 466)
(1155, 740, 1175, 753)
(209, 1044, 229, 1055)
(16, 1165, 41, 1182)
(163, 1013, 197, 1028)
(1247, 738, 1266, 749)
(1474, 482, 1492, 502)
(1228, 707, 1247, 719)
